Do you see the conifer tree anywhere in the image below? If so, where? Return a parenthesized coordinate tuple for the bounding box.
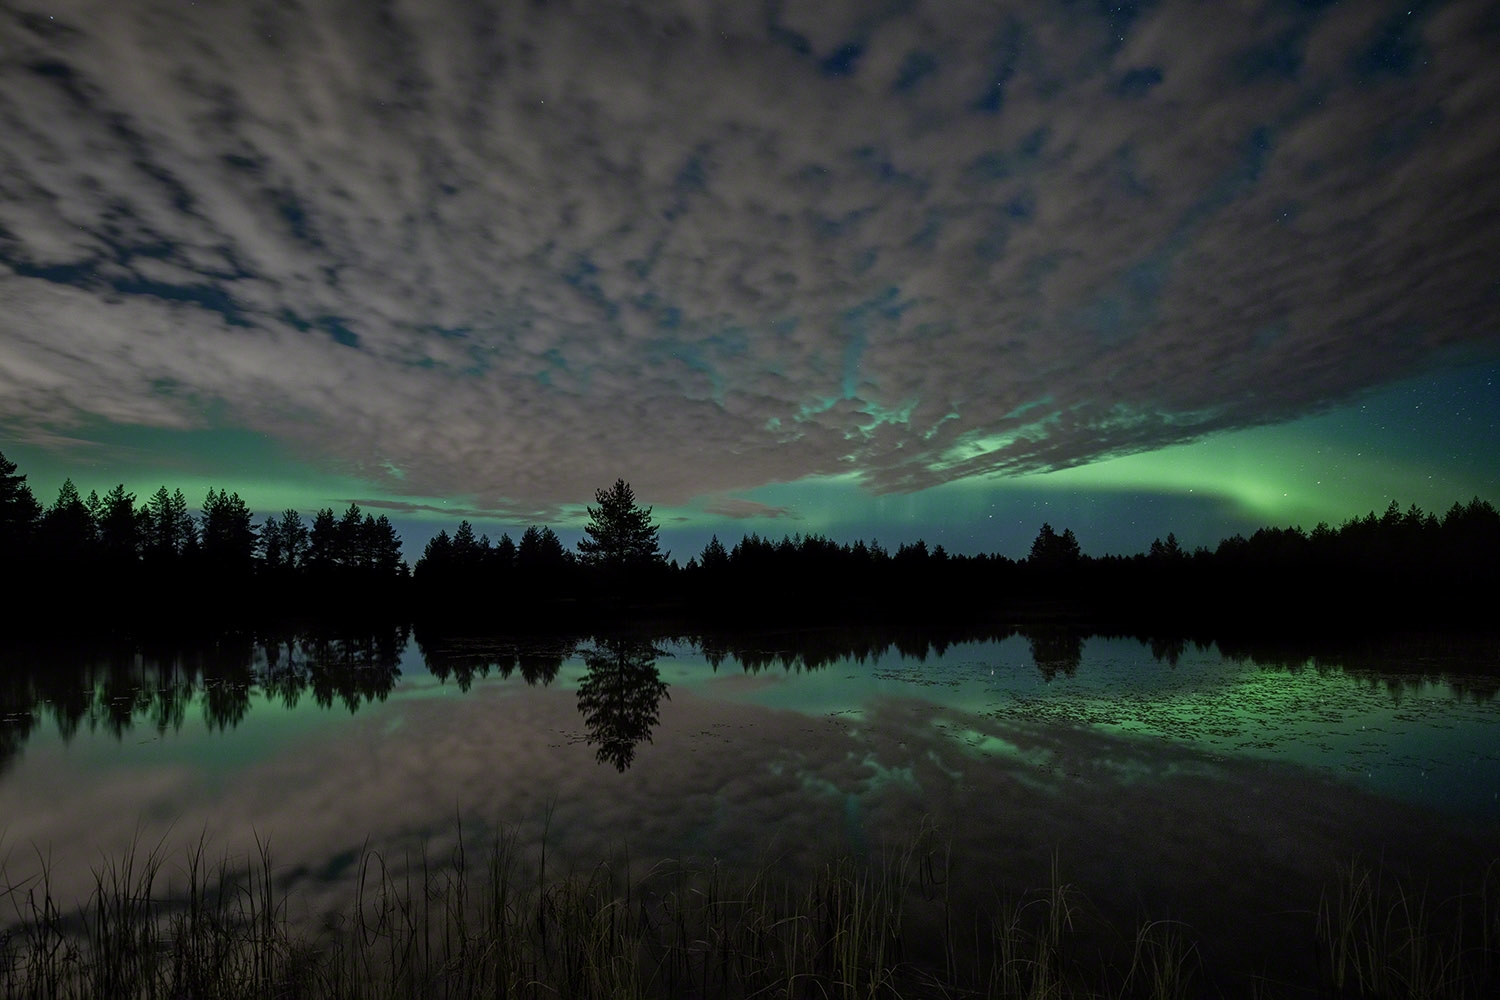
(279, 510, 310, 569)
(369, 514, 404, 577)
(200, 488, 256, 574)
(0, 450, 41, 545)
(577, 479, 663, 573)
(97, 484, 140, 564)
(493, 532, 517, 572)
(307, 508, 338, 573)
(698, 534, 729, 573)
(518, 524, 567, 572)
(43, 478, 96, 557)
(335, 503, 365, 569)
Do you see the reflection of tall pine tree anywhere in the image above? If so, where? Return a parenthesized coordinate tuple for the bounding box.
(0, 660, 38, 779)
(304, 631, 396, 711)
(576, 639, 669, 771)
(518, 647, 564, 685)
(203, 653, 255, 731)
(1022, 626, 1083, 681)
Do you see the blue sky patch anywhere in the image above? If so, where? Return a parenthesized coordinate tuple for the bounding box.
(841, 331, 867, 399)
(766, 3, 813, 56)
(973, 19, 1025, 114)
(561, 253, 619, 321)
(1115, 66, 1163, 97)
(16, 249, 254, 327)
(1352, 3, 1433, 82)
(275, 190, 316, 245)
(317, 315, 360, 349)
(674, 153, 708, 194)
(1234, 26, 1305, 83)
(907, 209, 943, 249)
(892, 50, 938, 93)
(222, 153, 262, 174)
(821, 42, 864, 77)
(1006, 192, 1037, 220)
(1370, 105, 1444, 160)
(1071, 0, 1154, 57)
(975, 216, 1009, 262)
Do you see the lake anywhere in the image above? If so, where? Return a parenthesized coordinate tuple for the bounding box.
(2, 625, 1497, 993)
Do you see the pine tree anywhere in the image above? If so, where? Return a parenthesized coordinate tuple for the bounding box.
(97, 484, 140, 565)
(43, 478, 96, 558)
(1028, 522, 1081, 569)
(698, 534, 729, 573)
(307, 508, 338, 573)
(577, 479, 663, 573)
(261, 513, 285, 571)
(368, 514, 404, 577)
(335, 503, 365, 569)
(278, 510, 310, 570)
(0, 450, 41, 546)
(415, 528, 453, 583)
(492, 532, 517, 572)
(200, 489, 256, 574)
(518, 525, 567, 572)
(452, 520, 480, 569)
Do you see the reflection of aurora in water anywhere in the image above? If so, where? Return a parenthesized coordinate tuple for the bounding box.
(850, 635, 1500, 819)
(2, 628, 1497, 812)
(1, 627, 1496, 986)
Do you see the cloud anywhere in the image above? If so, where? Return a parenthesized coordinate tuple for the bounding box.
(335, 497, 565, 524)
(700, 497, 799, 520)
(0, 0, 1496, 508)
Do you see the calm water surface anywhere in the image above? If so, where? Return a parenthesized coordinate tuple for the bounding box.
(3, 627, 1497, 977)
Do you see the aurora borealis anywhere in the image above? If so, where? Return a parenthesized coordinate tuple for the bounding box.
(1, 1, 1497, 562)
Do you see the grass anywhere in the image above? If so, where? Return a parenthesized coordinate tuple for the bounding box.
(1, 828, 1496, 1000)
(1313, 856, 1500, 1000)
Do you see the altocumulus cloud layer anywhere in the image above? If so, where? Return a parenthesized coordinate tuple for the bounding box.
(1, 0, 1497, 511)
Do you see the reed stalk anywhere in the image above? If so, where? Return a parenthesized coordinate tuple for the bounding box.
(0, 832, 1494, 999)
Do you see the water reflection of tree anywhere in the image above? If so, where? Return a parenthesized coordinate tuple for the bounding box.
(416, 637, 511, 692)
(518, 648, 565, 686)
(303, 630, 406, 713)
(0, 626, 411, 751)
(1148, 635, 1186, 667)
(414, 630, 572, 691)
(1215, 633, 1500, 704)
(0, 672, 36, 778)
(1021, 627, 1082, 681)
(576, 639, 669, 772)
(699, 625, 1018, 674)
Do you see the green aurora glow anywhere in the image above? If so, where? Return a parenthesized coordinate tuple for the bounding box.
(6, 360, 1496, 562)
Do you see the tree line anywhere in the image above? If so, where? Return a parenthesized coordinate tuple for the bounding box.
(3, 448, 1497, 632)
(412, 486, 1500, 629)
(0, 450, 410, 623)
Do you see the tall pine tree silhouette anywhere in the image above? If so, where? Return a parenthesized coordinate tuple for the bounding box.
(577, 479, 664, 587)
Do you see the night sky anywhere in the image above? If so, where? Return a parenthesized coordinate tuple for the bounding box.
(2, 0, 1497, 563)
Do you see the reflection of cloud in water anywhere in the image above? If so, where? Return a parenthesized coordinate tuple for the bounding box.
(3, 678, 1493, 984)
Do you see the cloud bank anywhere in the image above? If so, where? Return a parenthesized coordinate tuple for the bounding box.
(1, 0, 1496, 508)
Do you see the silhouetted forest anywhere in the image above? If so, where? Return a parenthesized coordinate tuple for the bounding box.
(3, 450, 1498, 634)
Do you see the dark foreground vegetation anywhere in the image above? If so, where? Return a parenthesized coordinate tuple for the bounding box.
(1, 828, 1496, 1000)
(3, 450, 1498, 633)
